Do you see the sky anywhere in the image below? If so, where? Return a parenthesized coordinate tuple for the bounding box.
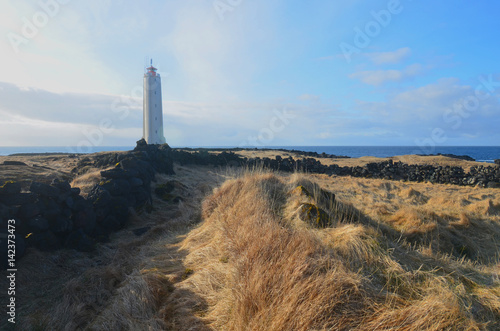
(0, 0, 499, 149)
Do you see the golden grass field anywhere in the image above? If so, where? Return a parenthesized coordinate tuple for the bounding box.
(1, 152, 499, 330)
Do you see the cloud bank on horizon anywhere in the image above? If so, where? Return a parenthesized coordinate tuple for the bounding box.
(0, 0, 499, 149)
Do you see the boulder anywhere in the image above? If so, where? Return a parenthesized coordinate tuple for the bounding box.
(87, 185, 112, 208)
(70, 187, 81, 196)
(2, 160, 27, 166)
(0, 203, 10, 220)
(49, 214, 73, 233)
(109, 197, 130, 226)
(72, 207, 96, 236)
(100, 215, 121, 232)
(51, 179, 71, 193)
(18, 202, 40, 220)
(0, 181, 21, 195)
(154, 181, 176, 197)
(486, 181, 500, 189)
(128, 177, 143, 187)
(29, 231, 61, 251)
(299, 203, 331, 228)
(72, 196, 91, 212)
(131, 186, 151, 207)
(99, 178, 131, 197)
(65, 229, 94, 252)
(30, 182, 60, 198)
(132, 226, 150, 236)
(100, 168, 130, 179)
(28, 217, 50, 233)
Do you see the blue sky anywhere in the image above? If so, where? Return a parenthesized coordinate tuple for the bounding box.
(0, 0, 499, 148)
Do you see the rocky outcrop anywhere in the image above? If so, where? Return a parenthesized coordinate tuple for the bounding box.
(171, 150, 500, 189)
(419, 153, 476, 161)
(1, 140, 175, 269)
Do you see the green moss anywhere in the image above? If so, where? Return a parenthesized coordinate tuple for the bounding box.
(155, 182, 175, 194)
(0, 180, 15, 188)
(300, 203, 330, 228)
(182, 268, 194, 280)
(219, 256, 229, 263)
(292, 185, 311, 197)
(160, 193, 176, 202)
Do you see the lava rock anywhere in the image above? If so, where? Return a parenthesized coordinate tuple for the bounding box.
(2, 161, 28, 166)
(72, 207, 96, 236)
(128, 177, 143, 187)
(49, 215, 73, 233)
(0, 181, 22, 195)
(88, 185, 112, 208)
(18, 203, 40, 220)
(29, 231, 61, 251)
(65, 229, 94, 252)
(30, 182, 60, 198)
(28, 217, 50, 233)
(132, 226, 150, 236)
(99, 178, 131, 197)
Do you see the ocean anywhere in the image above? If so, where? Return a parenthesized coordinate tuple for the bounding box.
(0, 146, 498, 163)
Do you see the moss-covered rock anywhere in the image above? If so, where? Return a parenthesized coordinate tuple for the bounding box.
(300, 203, 331, 228)
(0, 181, 21, 195)
(290, 185, 312, 198)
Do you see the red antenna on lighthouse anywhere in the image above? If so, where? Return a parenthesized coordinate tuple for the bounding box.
(146, 58, 157, 76)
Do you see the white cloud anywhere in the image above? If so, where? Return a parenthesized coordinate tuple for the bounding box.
(349, 63, 423, 86)
(299, 94, 320, 102)
(158, 1, 279, 102)
(353, 78, 500, 143)
(365, 47, 411, 65)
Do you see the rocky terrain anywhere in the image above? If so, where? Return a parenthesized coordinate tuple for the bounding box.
(0, 144, 499, 329)
(1, 144, 499, 269)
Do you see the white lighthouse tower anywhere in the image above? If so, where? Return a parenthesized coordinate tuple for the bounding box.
(143, 60, 166, 144)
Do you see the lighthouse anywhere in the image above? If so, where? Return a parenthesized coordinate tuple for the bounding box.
(143, 60, 166, 144)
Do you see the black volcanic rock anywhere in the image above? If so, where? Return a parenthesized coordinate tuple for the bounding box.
(65, 229, 94, 252)
(2, 160, 28, 166)
(30, 182, 60, 198)
(0, 181, 21, 195)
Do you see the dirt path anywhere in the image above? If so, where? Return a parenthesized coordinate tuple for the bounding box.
(0, 164, 227, 330)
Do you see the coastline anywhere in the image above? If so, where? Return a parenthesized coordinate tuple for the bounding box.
(1, 144, 499, 328)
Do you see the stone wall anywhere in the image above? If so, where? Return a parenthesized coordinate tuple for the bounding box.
(1, 140, 174, 269)
(172, 150, 500, 188)
(2, 146, 498, 268)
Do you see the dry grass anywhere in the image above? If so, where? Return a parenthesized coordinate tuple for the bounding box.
(177, 170, 500, 330)
(70, 168, 106, 196)
(233, 150, 493, 172)
(2, 158, 499, 330)
(0, 164, 224, 330)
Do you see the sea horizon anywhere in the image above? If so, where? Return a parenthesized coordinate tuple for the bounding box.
(1, 145, 498, 163)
